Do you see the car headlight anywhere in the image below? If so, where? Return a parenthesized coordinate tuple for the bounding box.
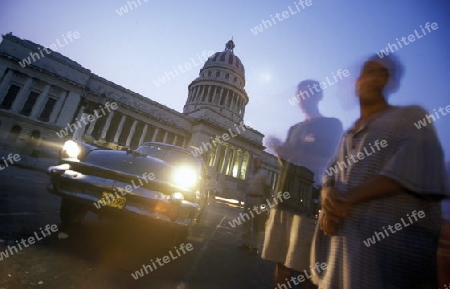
(62, 140, 80, 158)
(171, 192, 184, 201)
(172, 166, 198, 188)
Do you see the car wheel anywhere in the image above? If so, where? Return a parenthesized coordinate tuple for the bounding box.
(60, 198, 87, 225)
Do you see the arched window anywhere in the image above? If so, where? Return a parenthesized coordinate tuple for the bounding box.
(225, 73, 229, 80)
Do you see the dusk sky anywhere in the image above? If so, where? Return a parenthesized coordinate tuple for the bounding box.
(1, 0, 449, 158)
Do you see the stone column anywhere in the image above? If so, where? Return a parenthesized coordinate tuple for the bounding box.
(194, 86, 201, 101)
(213, 143, 222, 169)
(187, 88, 192, 103)
(230, 94, 236, 111)
(220, 145, 230, 174)
(49, 90, 67, 124)
(113, 115, 126, 143)
(100, 110, 114, 140)
(236, 150, 244, 179)
(11, 77, 33, 113)
(225, 93, 230, 107)
(229, 146, 237, 176)
(139, 124, 148, 146)
(85, 108, 98, 136)
(0, 70, 14, 102)
(173, 135, 178, 145)
(203, 86, 210, 102)
(151, 128, 160, 142)
(162, 131, 168, 143)
(191, 86, 196, 101)
(217, 88, 224, 104)
(211, 86, 217, 103)
(30, 84, 51, 118)
(73, 109, 87, 141)
(126, 120, 138, 147)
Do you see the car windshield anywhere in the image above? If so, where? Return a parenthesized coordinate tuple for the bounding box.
(136, 143, 202, 172)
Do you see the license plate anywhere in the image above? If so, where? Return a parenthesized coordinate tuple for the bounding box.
(100, 192, 126, 209)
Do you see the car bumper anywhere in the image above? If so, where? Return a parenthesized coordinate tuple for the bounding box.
(47, 179, 201, 228)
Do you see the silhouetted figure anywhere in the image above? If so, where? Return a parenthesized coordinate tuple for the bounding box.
(313, 55, 447, 288)
(237, 157, 271, 254)
(262, 80, 343, 289)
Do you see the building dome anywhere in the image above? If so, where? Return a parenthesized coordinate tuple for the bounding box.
(183, 40, 249, 122)
(202, 40, 245, 77)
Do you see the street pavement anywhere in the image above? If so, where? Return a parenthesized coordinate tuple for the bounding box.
(0, 166, 275, 289)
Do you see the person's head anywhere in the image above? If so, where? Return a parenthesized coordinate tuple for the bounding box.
(356, 54, 404, 104)
(296, 79, 323, 113)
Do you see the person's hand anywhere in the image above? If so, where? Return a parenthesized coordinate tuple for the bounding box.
(321, 186, 351, 220)
(319, 209, 340, 236)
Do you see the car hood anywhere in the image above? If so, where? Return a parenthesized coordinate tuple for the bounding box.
(67, 149, 188, 192)
(56, 149, 201, 194)
(82, 150, 171, 178)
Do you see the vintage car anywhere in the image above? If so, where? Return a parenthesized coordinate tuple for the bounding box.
(47, 140, 208, 242)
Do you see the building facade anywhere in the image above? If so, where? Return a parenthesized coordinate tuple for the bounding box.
(0, 33, 316, 204)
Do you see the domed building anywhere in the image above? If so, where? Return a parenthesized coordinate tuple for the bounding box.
(184, 40, 247, 123)
(0, 34, 316, 202)
(182, 40, 277, 197)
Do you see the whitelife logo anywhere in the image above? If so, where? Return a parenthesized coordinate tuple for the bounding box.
(115, 0, 150, 16)
(325, 140, 388, 176)
(0, 153, 21, 171)
(228, 192, 291, 228)
(250, 0, 313, 35)
(413, 104, 450, 129)
(190, 121, 252, 157)
(287, 69, 350, 106)
(0, 224, 58, 261)
(363, 210, 425, 247)
(56, 102, 118, 139)
(274, 262, 328, 289)
(153, 50, 215, 87)
(93, 172, 155, 209)
(131, 243, 193, 280)
(18, 31, 81, 68)
(376, 22, 439, 58)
